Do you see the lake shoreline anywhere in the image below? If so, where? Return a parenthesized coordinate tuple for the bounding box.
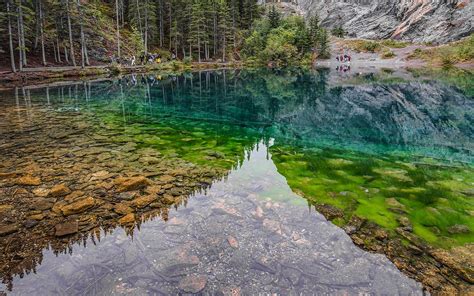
(0, 62, 243, 90)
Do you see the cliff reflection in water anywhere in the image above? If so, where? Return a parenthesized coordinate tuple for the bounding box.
(0, 68, 472, 294)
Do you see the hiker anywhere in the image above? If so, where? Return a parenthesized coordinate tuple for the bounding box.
(130, 55, 136, 66)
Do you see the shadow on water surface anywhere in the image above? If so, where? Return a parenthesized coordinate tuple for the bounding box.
(0, 68, 472, 294)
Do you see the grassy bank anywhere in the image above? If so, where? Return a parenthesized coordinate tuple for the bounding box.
(408, 34, 474, 67)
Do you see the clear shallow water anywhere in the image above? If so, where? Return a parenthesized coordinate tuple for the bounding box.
(4, 144, 423, 295)
(0, 68, 472, 294)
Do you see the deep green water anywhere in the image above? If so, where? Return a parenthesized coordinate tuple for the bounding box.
(16, 68, 474, 248)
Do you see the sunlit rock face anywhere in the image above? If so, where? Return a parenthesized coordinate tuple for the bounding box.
(297, 0, 473, 43)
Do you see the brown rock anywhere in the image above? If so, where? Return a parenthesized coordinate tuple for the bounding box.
(447, 224, 470, 234)
(33, 188, 50, 197)
(30, 199, 54, 211)
(0, 172, 19, 179)
(162, 194, 177, 205)
(159, 175, 175, 183)
(114, 203, 134, 215)
(16, 175, 41, 186)
(0, 205, 13, 214)
(254, 206, 264, 219)
(430, 245, 474, 283)
(49, 184, 71, 197)
(145, 185, 162, 195)
(178, 275, 207, 293)
(59, 197, 96, 216)
(227, 236, 239, 249)
(374, 228, 388, 240)
(28, 213, 45, 221)
(130, 195, 156, 209)
(0, 224, 18, 236)
(119, 213, 135, 225)
(55, 221, 79, 236)
(64, 191, 86, 202)
(263, 219, 282, 235)
(90, 170, 112, 181)
(115, 176, 151, 192)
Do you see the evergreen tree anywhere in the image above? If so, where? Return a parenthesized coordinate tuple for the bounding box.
(318, 28, 330, 59)
(268, 5, 280, 29)
(188, 0, 207, 62)
(308, 13, 320, 46)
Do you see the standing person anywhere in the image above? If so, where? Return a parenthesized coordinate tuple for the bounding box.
(131, 55, 136, 66)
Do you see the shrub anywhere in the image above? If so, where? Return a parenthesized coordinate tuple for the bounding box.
(331, 26, 345, 38)
(183, 56, 192, 66)
(108, 62, 123, 75)
(381, 49, 396, 59)
(364, 41, 381, 52)
(381, 39, 408, 48)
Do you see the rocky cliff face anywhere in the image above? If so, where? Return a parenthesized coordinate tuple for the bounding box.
(297, 0, 473, 43)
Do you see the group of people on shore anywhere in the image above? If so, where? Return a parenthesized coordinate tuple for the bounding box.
(336, 54, 352, 63)
(111, 52, 178, 66)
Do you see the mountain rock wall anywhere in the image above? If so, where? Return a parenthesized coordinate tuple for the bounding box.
(297, 0, 473, 43)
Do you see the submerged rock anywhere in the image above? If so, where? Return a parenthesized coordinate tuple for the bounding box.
(130, 195, 156, 209)
(114, 203, 134, 215)
(59, 197, 96, 216)
(55, 221, 79, 237)
(447, 224, 470, 234)
(49, 184, 71, 197)
(0, 224, 18, 236)
(118, 213, 135, 225)
(178, 275, 207, 293)
(30, 199, 54, 211)
(0, 205, 13, 214)
(15, 175, 41, 186)
(115, 176, 151, 192)
(33, 188, 50, 197)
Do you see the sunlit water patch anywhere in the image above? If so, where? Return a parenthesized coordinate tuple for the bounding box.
(0, 68, 472, 294)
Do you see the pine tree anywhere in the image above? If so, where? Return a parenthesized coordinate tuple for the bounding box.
(268, 5, 280, 29)
(218, 0, 232, 62)
(308, 13, 320, 45)
(188, 0, 206, 62)
(318, 28, 330, 59)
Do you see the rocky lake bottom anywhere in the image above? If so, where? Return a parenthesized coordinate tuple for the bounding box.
(0, 68, 472, 295)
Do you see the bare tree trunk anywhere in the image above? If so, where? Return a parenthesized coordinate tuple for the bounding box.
(222, 33, 226, 62)
(53, 40, 58, 62)
(7, 0, 16, 72)
(64, 45, 69, 63)
(84, 40, 89, 65)
(198, 28, 201, 63)
(116, 0, 121, 58)
(17, 2, 23, 71)
(56, 37, 62, 62)
(168, 2, 172, 50)
(159, 0, 163, 47)
(231, 0, 236, 48)
(34, 0, 39, 49)
(77, 0, 86, 68)
(135, 0, 142, 38)
(18, 0, 27, 67)
(213, 0, 217, 58)
(144, 0, 148, 56)
(39, 0, 46, 66)
(66, 0, 76, 66)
